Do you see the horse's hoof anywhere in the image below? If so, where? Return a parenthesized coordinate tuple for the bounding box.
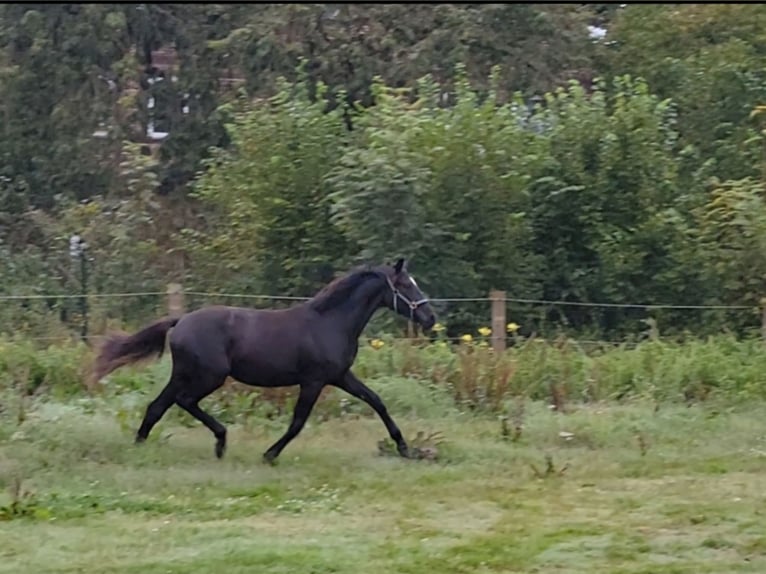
(262, 452, 278, 466)
(215, 441, 226, 459)
(397, 443, 411, 459)
(134, 435, 146, 445)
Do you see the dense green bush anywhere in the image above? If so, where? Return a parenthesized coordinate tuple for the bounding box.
(0, 337, 90, 398)
(184, 68, 766, 339)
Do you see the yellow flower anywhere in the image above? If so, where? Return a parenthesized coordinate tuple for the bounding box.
(506, 322, 520, 334)
(460, 333, 473, 344)
(370, 339, 385, 350)
(477, 326, 491, 337)
(432, 322, 446, 333)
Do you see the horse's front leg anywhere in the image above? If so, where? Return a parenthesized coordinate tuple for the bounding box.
(331, 370, 409, 458)
(262, 382, 323, 465)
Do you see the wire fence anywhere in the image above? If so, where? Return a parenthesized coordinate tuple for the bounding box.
(0, 291, 168, 301)
(0, 290, 757, 310)
(10, 334, 667, 351)
(0, 286, 760, 349)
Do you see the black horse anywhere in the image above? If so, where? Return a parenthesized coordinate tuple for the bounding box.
(92, 259, 436, 463)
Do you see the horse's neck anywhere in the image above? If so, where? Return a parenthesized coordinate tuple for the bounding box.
(323, 279, 385, 340)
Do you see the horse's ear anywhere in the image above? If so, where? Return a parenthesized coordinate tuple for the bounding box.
(394, 258, 406, 274)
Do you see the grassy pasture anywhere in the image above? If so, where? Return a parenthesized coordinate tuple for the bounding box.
(2, 378, 766, 574)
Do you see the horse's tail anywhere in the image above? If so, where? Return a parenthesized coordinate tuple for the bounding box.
(90, 317, 181, 386)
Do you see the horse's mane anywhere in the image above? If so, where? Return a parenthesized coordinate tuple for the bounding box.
(309, 265, 386, 314)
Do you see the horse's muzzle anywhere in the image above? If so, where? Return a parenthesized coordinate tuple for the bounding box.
(418, 313, 436, 331)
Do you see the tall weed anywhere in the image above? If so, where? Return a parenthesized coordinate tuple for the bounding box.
(2, 334, 766, 422)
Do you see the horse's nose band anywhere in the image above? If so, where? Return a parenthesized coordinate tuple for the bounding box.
(386, 277, 430, 320)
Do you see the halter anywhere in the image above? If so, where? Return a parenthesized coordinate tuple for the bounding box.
(386, 276, 430, 320)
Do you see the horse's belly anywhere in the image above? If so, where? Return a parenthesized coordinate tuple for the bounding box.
(228, 359, 298, 387)
(228, 353, 347, 388)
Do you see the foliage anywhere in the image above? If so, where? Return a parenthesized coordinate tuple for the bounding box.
(605, 4, 766, 182)
(191, 69, 711, 336)
(328, 68, 546, 327)
(0, 142, 186, 336)
(3, 5, 766, 339)
(188, 71, 350, 297)
(206, 4, 598, 105)
(0, 4, 129, 212)
(528, 76, 696, 334)
(0, 336, 90, 397)
(692, 176, 766, 330)
(4, 333, 766, 420)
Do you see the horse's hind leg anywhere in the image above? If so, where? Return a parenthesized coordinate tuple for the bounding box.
(174, 374, 228, 459)
(135, 379, 178, 444)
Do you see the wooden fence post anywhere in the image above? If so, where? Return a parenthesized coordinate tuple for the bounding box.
(490, 289, 506, 353)
(167, 283, 185, 318)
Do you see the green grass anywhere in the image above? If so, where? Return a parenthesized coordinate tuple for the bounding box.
(2, 385, 766, 573)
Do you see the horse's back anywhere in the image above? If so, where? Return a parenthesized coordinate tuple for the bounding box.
(168, 304, 310, 385)
(226, 306, 314, 386)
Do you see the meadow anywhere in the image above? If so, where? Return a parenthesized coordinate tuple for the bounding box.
(2, 335, 766, 573)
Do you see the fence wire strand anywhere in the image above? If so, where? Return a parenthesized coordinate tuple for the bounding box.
(1, 287, 758, 354)
(0, 289, 756, 311)
(13, 333, 662, 349)
(502, 296, 753, 310)
(0, 291, 167, 300)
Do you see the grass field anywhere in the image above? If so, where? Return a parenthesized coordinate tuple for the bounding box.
(2, 382, 766, 574)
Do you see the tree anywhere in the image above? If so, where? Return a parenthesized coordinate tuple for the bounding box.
(206, 4, 599, 106)
(528, 76, 696, 335)
(327, 68, 546, 334)
(188, 72, 350, 298)
(690, 176, 766, 334)
(0, 4, 131, 214)
(605, 4, 766, 183)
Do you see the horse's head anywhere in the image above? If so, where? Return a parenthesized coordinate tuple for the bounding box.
(383, 258, 436, 331)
